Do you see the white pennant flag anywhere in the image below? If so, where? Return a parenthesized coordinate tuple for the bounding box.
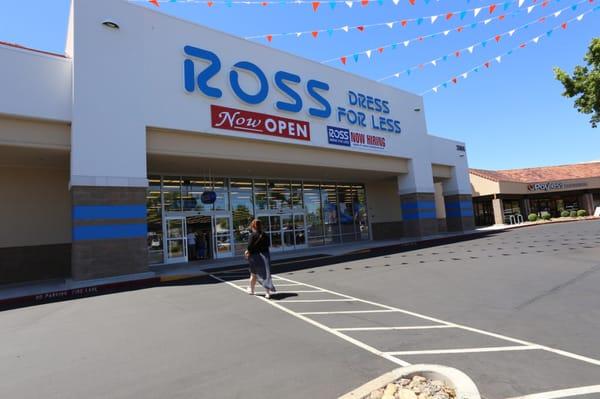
(496, 56, 502, 63)
(431, 60, 437, 66)
(484, 18, 492, 24)
(394, 72, 401, 78)
(462, 72, 468, 79)
(342, 25, 349, 32)
(509, 29, 516, 36)
(345, 1, 353, 7)
(365, 50, 372, 58)
(432, 87, 438, 93)
(392, 0, 400, 4)
(443, 30, 450, 36)
(467, 46, 474, 54)
(577, 13, 584, 21)
(403, 40, 410, 47)
(533, 36, 540, 43)
(527, 5, 534, 13)
(386, 22, 395, 28)
(554, 10, 562, 17)
(518, 0, 525, 7)
(431, 15, 438, 24)
(296, 32, 302, 37)
(474, 7, 482, 17)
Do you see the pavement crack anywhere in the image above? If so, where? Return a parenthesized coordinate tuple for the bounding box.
(515, 263, 600, 311)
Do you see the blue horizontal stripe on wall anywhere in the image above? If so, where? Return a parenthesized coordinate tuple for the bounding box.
(445, 200, 473, 210)
(401, 200, 436, 211)
(73, 205, 146, 220)
(403, 210, 437, 220)
(446, 209, 474, 218)
(73, 223, 147, 241)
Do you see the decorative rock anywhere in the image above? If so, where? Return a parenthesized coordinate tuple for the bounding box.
(382, 383, 397, 399)
(363, 374, 458, 399)
(399, 379, 411, 387)
(369, 389, 385, 399)
(397, 388, 418, 399)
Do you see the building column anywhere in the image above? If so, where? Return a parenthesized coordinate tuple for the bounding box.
(71, 186, 148, 280)
(522, 198, 531, 218)
(492, 198, 504, 224)
(444, 194, 475, 232)
(580, 193, 594, 215)
(400, 193, 439, 237)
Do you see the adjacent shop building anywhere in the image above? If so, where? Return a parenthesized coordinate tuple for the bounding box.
(470, 162, 600, 226)
(0, 0, 474, 285)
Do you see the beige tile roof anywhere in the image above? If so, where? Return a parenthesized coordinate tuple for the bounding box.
(470, 162, 600, 183)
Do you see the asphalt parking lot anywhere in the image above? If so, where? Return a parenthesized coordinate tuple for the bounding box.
(1, 220, 600, 399)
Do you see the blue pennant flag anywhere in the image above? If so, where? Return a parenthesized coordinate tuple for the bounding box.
(406, 69, 411, 76)
(474, 68, 479, 73)
(442, 55, 448, 61)
(391, 43, 398, 50)
(594, 5, 600, 11)
(482, 40, 487, 47)
(546, 30, 553, 36)
(226, 0, 233, 6)
(571, 4, 578, 10)
(507, 50, 513, 55)
(327, 29, 334, 37)
(503, 1, 510, 10)
(378, 0, 384, 5)
(417, 17, 424, 25)
(443, 82, 448, 88)
(424, 0, 431, 4)
(329, 0, 336, 9)
(470, 22, 477, 29)
(524, 24, 529, 29)
(353, 54, 359, 62)
(460, 11, 467, 19)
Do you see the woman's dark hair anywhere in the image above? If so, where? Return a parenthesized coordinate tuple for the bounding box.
(250, 219, 263, 233)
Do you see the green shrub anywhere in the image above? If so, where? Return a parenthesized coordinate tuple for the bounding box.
(528, 213, 538, 222)
(541, 211, 552, 220)
(570, 210, 577, 218)
(561, 210, 570, 217)
(577, 209, 587, 217)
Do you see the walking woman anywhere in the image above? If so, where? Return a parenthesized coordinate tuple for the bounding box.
(245, 219, 276, 299)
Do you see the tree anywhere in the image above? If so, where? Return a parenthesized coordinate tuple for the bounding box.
(554, 38, 600, 128)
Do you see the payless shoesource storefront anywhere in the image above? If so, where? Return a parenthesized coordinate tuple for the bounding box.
(470, 163, 600, 226)
(0, 0, 474, 285)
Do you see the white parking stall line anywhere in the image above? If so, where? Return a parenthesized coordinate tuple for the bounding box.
(279, 299, 360, 303)
(335, 325, 456, 332)
(298, 310, 400, 315)
(505, 385, 600, 399)
(385, 345, 541, 356)
(275, 275, 600, 367)
(254, 290, 326, 294)
(209, 273, 411, 367)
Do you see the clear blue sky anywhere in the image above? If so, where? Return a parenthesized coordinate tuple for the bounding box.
(0, 0, 598, 170)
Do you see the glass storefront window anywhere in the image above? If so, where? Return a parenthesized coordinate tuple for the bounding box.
(253, 179, 268, 211)
(291, 181, 303, 210)
(212, 179, 229, 211)
(338, 184, 356, 242)
(230, 179, 254, 255)
(321, 183, 340, 244)
(353, 184, 369, 240)
(163, 177, 182, 212)
(269, 181, 292, 210)
(182, 178, 214, 212)
(303, 182, 323, 246)
(147, 176, 164, 264)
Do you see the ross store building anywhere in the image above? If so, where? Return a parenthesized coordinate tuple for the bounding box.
(470, 162, 600, 226)
(0, 0, 473, 285)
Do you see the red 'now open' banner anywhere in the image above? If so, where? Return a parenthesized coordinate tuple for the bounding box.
(210, 104, 311, 141)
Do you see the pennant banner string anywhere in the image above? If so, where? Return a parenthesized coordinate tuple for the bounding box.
(376, 0, 591, 81)
(143, 0, 513, 8)
(321, 0, 565, 63)
(418, 7, 598, 94)
(247, 0, 536, 39)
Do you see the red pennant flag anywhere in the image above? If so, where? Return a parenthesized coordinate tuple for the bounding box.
(419, 64, 424, 70)
(457, 26, 464, 32)
(207, 1, 214, 6)
(266, 35, 273, 42)
(261, 1, 268, 5)
(341, 56, 347, 65)
(312, 1, 320, 11)
(378, 47, 384, 54)
(418, 36, 424, 41)
(538, 16, 546, 23)
(484, 62, 490, 68)
(489, 4, 496, 13)
(408, 0, 415, 5)
(499, 15, 506, 20)
(455, 51, 461, 57)
(149, 0, 160, 6)
(561, 22, 568, 29)
(311, 31, 319, 38)
(452, 77, 458, 84)
(401, 20, 408, 27)
(446, 12, 454, 20)
(361, 0, 369, 5)
(357, 25, 365, 32)
(495, 34, 501, 42)
(520, 43, 527, 48)
(542, 0, 548, 6)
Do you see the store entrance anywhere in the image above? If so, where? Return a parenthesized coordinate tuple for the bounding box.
(186, 215, 213, 262)
(256, 212, 307, 252)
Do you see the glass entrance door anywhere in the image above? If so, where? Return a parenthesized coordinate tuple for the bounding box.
(165, 217, 187, 264)
(257, 213, 307, 252)
(213, 215, 234, 258)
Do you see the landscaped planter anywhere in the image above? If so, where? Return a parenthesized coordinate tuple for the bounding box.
(339, 364, 480, 399)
